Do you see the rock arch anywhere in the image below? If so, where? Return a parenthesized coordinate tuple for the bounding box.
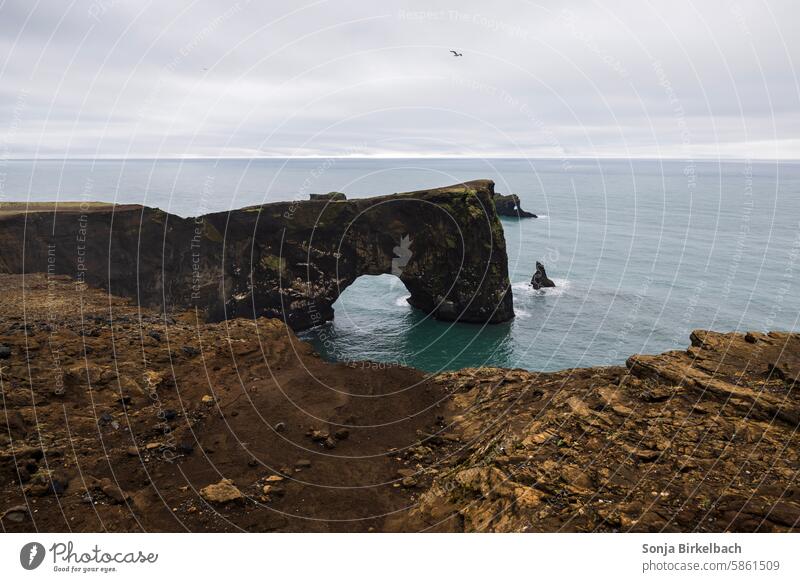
(0, 180, 514, 330)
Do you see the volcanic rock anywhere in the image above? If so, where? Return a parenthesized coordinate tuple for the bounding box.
(99, 478, 130, 504)
(401, 476, 418, 488)
(0, 180, 514, 331)
(530, 261, 555, 289)
(309, 429, 329, 442)
(200, 479, 243, 504)
(410, 329, 800, 532)
(1, 505, 29, 523)
(309, 192, 347, 201)
(493, 193, 536, 218)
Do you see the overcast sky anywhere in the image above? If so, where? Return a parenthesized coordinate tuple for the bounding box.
(1, 0, 798, 159)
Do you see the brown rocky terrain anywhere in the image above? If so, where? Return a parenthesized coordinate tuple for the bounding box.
(1, 274, 798, 532)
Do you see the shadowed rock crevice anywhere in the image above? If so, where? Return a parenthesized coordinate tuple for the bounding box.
(0, 180, 514, 330)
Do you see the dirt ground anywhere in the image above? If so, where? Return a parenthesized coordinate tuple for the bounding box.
(1, 274, 798, 532)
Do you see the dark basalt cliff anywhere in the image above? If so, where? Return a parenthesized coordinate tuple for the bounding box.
(493, 193, 536, 218)
(0, 180, 514, 330)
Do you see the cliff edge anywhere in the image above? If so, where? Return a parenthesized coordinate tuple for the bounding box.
(0, 275, 797, 532)
(0, 180, 514, 330)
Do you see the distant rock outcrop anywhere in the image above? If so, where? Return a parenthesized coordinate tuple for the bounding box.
(0, 180, 514, 330)
(309, 192, 346, 201)
(531, 261, 555, 289)
(493, 193, 536, 218)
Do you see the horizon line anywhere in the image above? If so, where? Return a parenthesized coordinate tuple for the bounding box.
(3, 155, 800, 162)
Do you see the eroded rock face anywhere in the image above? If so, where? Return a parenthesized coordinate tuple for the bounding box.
(0, 180, 514, 330)
(493, 193, 536, 218)
(531, 261, 555, 289)
(409, 330, 800, 532)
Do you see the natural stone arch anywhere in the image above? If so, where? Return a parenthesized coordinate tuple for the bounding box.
(0, 180, 514, 330)
(323, 272, 413, 330)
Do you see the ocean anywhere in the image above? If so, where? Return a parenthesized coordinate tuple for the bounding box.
(2, 157, 799, 372)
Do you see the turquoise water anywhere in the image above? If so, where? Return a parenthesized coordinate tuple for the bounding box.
(3, 158, 799, 371)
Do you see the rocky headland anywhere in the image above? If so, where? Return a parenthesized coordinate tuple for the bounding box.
(0, 180, 514, 331)
(1, 274, 797, 532)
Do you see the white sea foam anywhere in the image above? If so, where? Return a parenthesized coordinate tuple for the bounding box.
(394, 295, 411, 307)
(512, 278, 570, 297)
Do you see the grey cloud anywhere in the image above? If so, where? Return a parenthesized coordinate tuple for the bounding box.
(0, 0, 798, 159)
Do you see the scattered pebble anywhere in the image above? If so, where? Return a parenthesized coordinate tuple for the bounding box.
(200, 478, 243, 504)
(401, 476, 417, 488)
(1, 505, 28, 523)
(309, 429, 329, 442)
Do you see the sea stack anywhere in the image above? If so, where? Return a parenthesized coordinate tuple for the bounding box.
(493, 193, 536, 218)
(531, 261, 555, 289)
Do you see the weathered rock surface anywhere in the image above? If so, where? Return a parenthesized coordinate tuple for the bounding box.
(407, 330, 800, 532)
(531, 261, 555, 289)
(0, 180, 514, 331)
(200, 479, 243, 504)
(493, 193, 536, 218)
(0, 275, 797, 532)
